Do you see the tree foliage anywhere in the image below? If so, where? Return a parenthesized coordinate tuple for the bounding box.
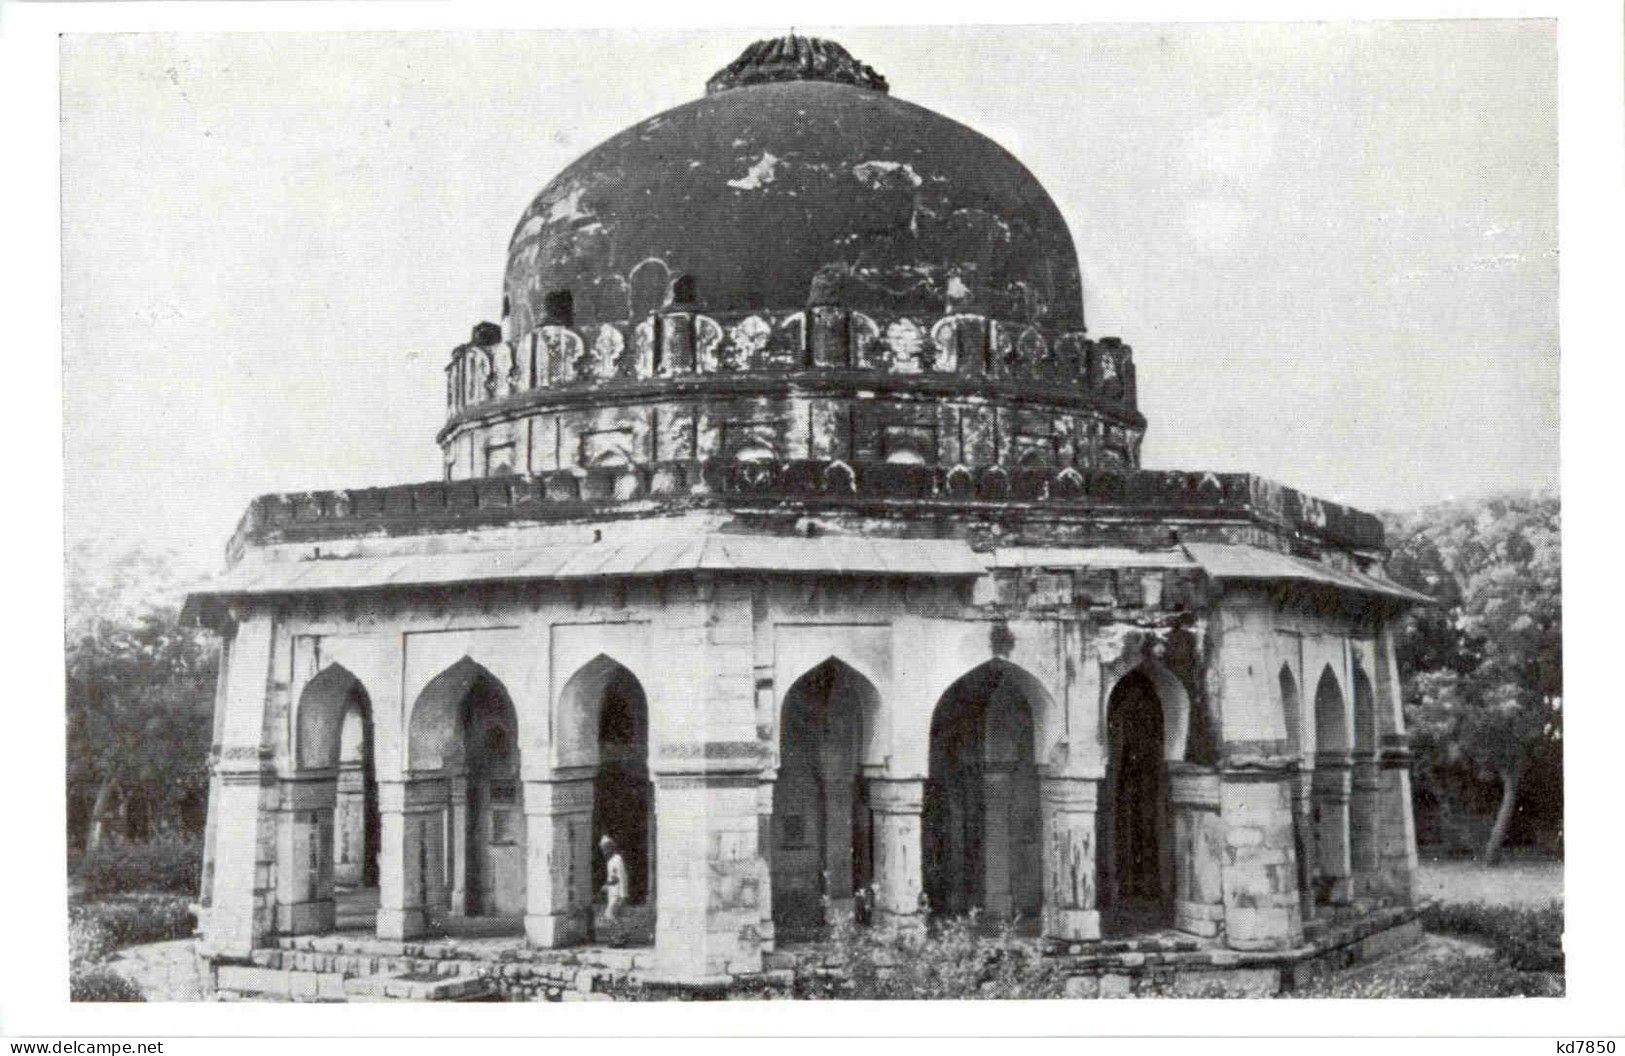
(65, 542, 217, 854)
(1384, 490, 1561, 861)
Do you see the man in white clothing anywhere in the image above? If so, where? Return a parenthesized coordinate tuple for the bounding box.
(599, 834, 627, 945)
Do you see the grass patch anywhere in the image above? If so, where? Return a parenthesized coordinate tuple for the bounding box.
(1288, 902, 1564, 998)
(1423, 902, 1564, 972)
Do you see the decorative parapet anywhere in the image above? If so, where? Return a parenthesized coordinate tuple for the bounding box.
(442, 311, 1136, 420)
(224, 460, 1385, 564)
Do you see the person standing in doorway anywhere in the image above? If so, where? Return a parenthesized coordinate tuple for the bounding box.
(599, 834, 627, 946)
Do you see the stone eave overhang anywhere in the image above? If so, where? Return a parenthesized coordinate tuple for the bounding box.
(434, 370, 1147, 445)
(222, 461, 1384, 559)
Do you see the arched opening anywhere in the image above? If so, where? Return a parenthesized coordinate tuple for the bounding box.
(591, 666, 653, 921)
(771, 659, 879, 937)
(923, 661, 1043, 928)
(407, 659, 526, 929)
(1311, 665, 1352, 905)
(557, 655, 655, 947)
(1351, 665, 1376, 758)
(333, 696, 380, 891)
(1099, 669, 1172, 936)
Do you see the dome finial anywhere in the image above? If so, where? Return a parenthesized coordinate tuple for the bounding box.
(706, 35, 889, 95)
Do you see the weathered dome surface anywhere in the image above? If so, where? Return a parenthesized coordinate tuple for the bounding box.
(505, 41, 1085, 335)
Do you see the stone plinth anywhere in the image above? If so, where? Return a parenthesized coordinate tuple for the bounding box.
(523, 775, 594, 947)
(1218, 768, 1303, 951)
(867, 778, 926, 934)
(1168, 765, 1224, 939)
(1039, 775, 1101, 941)
(652, 774, 765, 978)
(376, 778, 448, 941)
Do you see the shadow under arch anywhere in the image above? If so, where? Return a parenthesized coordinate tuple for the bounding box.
(1278, 663, 1313, 921)
(770, 657, 884, 936)
(1310, 664, 1353, 906)
(1314, 665, 1350, 759)
(1351, 663, 1377, 756)
(923, 658, 1050, 926)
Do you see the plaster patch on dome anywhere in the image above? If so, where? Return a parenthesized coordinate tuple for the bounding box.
(545, 184, 593, 225)
(851, 160, 923, 191)
(727, 151, 782, 191)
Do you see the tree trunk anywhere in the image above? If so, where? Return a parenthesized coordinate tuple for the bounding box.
(85, 772, 120, 856)
(1483, 764, 1522, 865)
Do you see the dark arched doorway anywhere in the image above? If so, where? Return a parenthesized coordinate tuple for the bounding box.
(1099, 669, 1171, 936)
(591, 667, 653, 914)
(1312, 665, 1352, 905)
(771, 659, 877, 937)
(923, 662, 1042, 927)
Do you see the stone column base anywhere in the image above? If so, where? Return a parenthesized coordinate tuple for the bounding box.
(1044, 907, 1101, 941)
(276, 899, 334, 935)
(1175, 900, 1224, 938)
(526, 909, 590, 948)
(873, 909, 927, 938)
(826, 897, 856, 927)
(375, 906, 425, 940)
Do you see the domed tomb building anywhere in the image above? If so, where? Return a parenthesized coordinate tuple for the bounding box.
(187, 37, 1428, 989)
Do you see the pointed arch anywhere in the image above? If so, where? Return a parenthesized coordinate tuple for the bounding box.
(295, 662, 369, 772)
(407, 656, 512, 773)
(771, 657, 886, 935)
(1314, 665, 1350, 758)
(778, 654, 887, 768)
(1351, 663, 1377, 756)
(1279, 663, 1302, 757)
(1106, 659, 1190, 764)
(556, 653, 649, 770)
(1098, 666, 1174, 933)
(923, 658, 1048, 922)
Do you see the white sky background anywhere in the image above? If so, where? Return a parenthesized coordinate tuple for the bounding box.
(60, 22, 1558, 580)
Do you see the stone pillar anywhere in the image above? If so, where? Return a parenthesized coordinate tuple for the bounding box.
(447, 772, 470, 915)
(1038, 774, 1100, 941)
(1373, 629, 1420, 905)
(867, 778, 925, 934)
(1290, 768, 1316, 922)
(275, 774, 337, 935)
(333, 761, 366, 888)
(1311, 755, 1353, 904)
(1376, 735, 1421, 904)
(198, 616, 279, 959)
(522, 774, 594, 948)
(652, 773, 765, 979)
(376, 778, 447, 940)
(823, 769, 856, 922)
(1349, 753, 1384, 901)
(1218, 766, 1304, 951)
(981, 765, 1014, 921)
(1167, 765, 1224, 938)
(756, 777, 776, 950)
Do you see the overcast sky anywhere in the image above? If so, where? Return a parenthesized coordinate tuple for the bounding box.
(60, 22, 1558, 578)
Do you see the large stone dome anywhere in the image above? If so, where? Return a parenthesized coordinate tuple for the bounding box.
(504, 37, 1086, 335)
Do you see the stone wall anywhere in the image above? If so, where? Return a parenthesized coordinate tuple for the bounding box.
(198, 528, 1413, 977)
